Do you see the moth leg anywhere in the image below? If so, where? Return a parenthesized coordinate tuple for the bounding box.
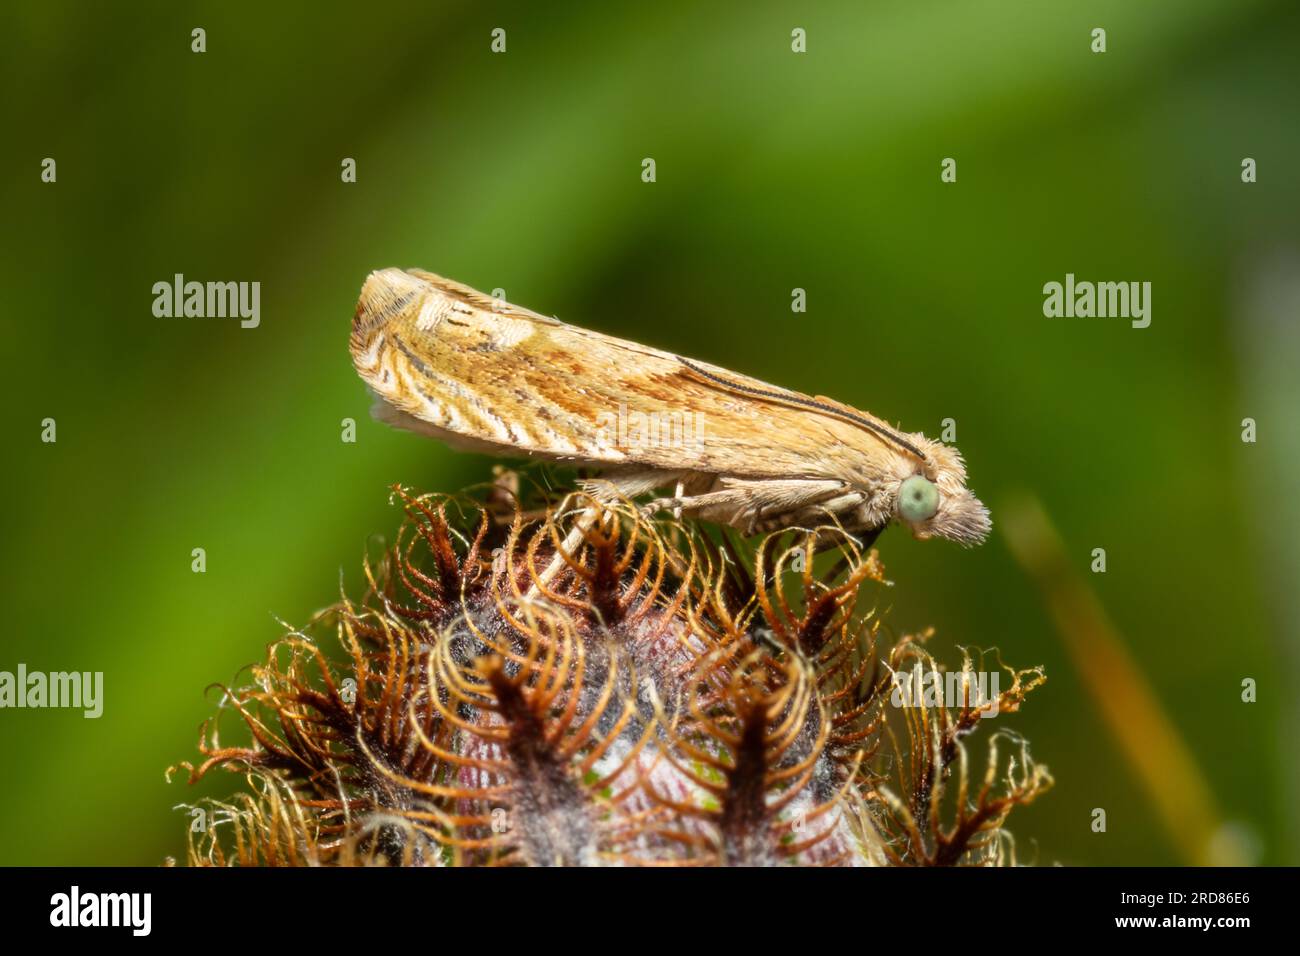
(525, 503, 603, 600)
(641, 487, 755, 522)
(755, 491, 866, 533)
(579, 469, 692, 502)
(646, 478, 846, 534)
(855, 525, 884, 551)
(819, 524, 886, 582)
(672, 480, 686, 520)
(730, 478, 850, 532)
(533, 471, 698, 598)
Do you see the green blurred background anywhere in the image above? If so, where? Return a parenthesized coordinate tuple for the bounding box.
(1, 0, 1296, 866)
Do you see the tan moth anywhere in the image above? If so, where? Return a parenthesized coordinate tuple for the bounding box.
(351, 268, 990, 547)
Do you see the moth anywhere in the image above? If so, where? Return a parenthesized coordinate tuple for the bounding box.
(351, 268, 990, 547)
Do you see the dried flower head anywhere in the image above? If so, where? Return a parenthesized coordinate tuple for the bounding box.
(170, 472, 1051, 866)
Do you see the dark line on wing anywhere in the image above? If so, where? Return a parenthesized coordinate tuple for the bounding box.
(677, 356, 928, 462)
(393, 335, 435, 378)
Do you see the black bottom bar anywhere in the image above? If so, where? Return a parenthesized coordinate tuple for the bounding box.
(0, 865, 1283, 942)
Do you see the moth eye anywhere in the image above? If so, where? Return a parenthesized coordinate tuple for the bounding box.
(898, 475, 940, 522)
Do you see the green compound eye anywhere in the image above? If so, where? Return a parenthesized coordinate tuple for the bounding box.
(898, 475, 940, 522)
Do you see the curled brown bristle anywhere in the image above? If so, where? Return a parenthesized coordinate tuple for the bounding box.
(170, 474, 1051, 866)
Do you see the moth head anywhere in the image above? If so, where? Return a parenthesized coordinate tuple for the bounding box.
(891, 439, 991, 547)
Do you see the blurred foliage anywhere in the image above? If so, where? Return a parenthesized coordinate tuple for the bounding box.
(0, 0, 1295, 865)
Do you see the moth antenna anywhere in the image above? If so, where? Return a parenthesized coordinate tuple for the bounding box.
(676, 357, 928, 463)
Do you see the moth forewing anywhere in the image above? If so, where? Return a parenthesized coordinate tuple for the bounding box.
(351, 268, 990, 547)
